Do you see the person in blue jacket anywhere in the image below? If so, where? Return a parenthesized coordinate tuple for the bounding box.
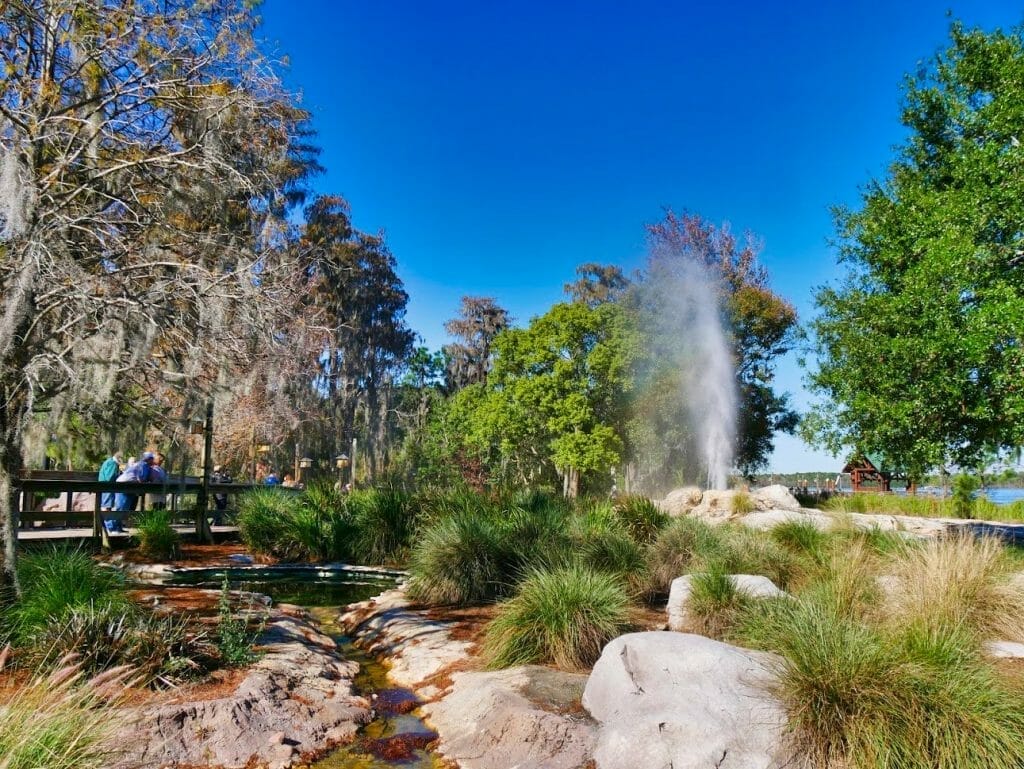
(97, 451, 123, 512)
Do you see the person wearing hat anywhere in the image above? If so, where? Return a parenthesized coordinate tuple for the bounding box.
(109, 451, 155, 532)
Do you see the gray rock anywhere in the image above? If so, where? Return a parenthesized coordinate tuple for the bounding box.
(657, 486, 704, 517)
(740, 509, 833, 531)
(422, 665, 596, 769)
(753, 484, 803, 512)
(667, 575, 788, 632)
(112, 613, 371, 769)
(583, 632, 791, 769)
(984, 641, 1024, 659)
(690, 490, 741, 522)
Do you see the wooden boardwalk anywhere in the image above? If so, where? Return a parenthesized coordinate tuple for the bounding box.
(18, 524, 240, 542)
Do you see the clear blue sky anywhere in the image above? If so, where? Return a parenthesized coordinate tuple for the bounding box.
(258, 1, 1021, 473)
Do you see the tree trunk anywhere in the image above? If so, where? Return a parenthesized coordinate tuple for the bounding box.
(0, 433, 23, 598)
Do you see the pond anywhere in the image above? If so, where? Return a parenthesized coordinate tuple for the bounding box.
(161, 563, 404, 606)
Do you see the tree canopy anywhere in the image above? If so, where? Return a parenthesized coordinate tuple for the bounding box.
(806, 22, 1024, 478)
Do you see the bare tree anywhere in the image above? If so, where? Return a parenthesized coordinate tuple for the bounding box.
(443, 296, 511, 391)
(0, 0, 312, 591)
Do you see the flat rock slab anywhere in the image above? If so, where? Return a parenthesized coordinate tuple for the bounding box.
(112, 612, 371, 769)
(583, 632, 791, 769)
(422, 665, 596, 769)
(340, 588, 473, 693)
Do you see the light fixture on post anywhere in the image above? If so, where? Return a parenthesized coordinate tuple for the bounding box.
(335, 453, 350, 489)
(298, 456, 313, 485)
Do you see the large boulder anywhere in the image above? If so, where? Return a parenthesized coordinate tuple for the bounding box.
(583, 632, 791, 769)
(422, 665, 596, 769)
(690, 489, 740, 522)
(667, 574, 788, 632)
(657, 486, 704, 517)
(739, 509, 833, 531)
(752, 484, 803, 512)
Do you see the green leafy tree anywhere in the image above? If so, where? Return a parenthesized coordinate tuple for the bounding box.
(807, 22, 1024, 480)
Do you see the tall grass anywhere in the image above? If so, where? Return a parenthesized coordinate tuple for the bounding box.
(0, 651, 127, 769)
(882, 535, 1024, 642)
(687, 566, 752, 638)
(236, 488, 303, 558)
(3, 548, 128, 647)
(823, 491, 1024, 522)
(133, 509, 180, 560)
(350, 487, 418, 565)
(770, 519, 831, 566)
(406, 511, 515, 605)
(644, 515, 728, 595)
(482, 565, 631, 670)
(611, 495, 669, 545)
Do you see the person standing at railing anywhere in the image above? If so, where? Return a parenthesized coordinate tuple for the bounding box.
(97, 451, 124, 512)
(147, 452, 168, 510)
(109, 451, 155, 533)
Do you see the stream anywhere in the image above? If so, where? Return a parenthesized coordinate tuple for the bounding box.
(161, 565, 447, 769)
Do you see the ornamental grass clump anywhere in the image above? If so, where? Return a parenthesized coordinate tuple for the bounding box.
(611, 494, 669, 545)
(236, 488, 303, 558)
(882, 534, 1024, 642)
(482, 565, 631, 670)
(719, 525, 809, 590)
(644, 515, 728, 596)
(769, 519, 831, 566)
(350, 486, 418, 565)
(406, 511, 515, 605)
(0, 649, 128, 769)
(687, 566, 753, 639)
(133, 509, 180, 560)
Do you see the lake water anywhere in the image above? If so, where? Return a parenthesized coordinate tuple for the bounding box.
(905, 486, 1024, 505)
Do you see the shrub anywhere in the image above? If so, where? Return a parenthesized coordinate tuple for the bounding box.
(215, 578, 263, 667)
(133, 509, 180, 560)
(406, 511, 515, 605)
(577, 526, 647, 593)
(4, 548, 128, 647)
(612, 495, 669, 545)
(644, 515, 728, 595)
(882, 534, 1024, 642)
(482, 565, 631, 670)
(236, 488, 302, 558)
(33, 604, 207, 685)
(952, 474, 981, 518)
(0, 653, 127, 769)
(350, 487, 418, 565)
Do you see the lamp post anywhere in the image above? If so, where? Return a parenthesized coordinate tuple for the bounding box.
(335, 453, 350, 490)
(298, 456, 313, 487)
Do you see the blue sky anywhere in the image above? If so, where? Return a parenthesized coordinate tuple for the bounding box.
(258, 1, 1022, 473)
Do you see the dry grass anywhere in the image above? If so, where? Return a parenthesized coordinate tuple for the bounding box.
(882, 534, 1024, 642)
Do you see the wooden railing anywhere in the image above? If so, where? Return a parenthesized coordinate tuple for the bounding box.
(15, 475, 296, 546)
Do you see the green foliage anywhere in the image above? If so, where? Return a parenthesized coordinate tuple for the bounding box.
(611, 494, 669, 545)
(133, 510, 180, 561)
(644, 516, 729, 595)
(687, 566, 752, 638)
(730, 491, 756, 515)
(3, 548, 128, 647)
(807, 23, 1024, 475)
(350, 487, 418, 565)
(406, 510, 515, 605)
(823, 490, 1024, 522)
(770, 520, 830, 565)
(33, 604, 206, 685)
(215, 578, 262, 667)
(482, 565, 631, 670)
(952, 474, 982, 518)
(236, 488, 303, 558)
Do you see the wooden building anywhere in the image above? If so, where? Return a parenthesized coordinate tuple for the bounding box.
(842, 455, 892, 492)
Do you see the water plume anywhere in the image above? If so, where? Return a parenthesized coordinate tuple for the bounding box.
(635, 245, 737, 490)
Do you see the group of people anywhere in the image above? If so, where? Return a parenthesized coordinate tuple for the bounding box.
(97, 450, 167, 533)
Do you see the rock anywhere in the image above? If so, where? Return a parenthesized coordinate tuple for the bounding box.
(229, 553, 255, 564)
(739, 509, 833, 531)
(985, 641, 1024, 659)
(690, 490, 741, 522)
(657, 486, 704, 517)
(340, 589, 472, 689)
(111, 612, 372, 769)
(667, 575, 788, 632)
(752, 484, 803, 512)
(422, 665, 596, 769)
(583, 632, 790, 769)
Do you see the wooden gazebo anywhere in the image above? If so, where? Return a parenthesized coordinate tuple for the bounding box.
(842, 455, 892, 492)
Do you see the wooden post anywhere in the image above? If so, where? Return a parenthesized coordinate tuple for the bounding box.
(195, 398, 215, 543)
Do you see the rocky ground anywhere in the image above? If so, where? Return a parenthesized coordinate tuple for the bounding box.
(110, 604, 372, 769)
